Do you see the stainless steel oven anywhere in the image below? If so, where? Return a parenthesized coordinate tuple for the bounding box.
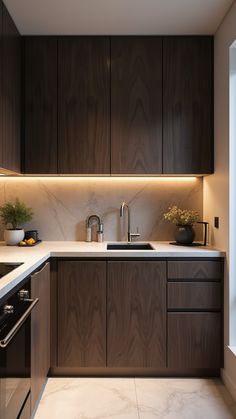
(0, 279, 38, 419)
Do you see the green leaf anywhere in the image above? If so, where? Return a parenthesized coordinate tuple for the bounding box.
(0, 198, 33, 229)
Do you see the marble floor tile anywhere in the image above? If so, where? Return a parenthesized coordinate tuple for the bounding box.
(34, 377, 236, 419)
(34, 377, 139, 419)
(135, 378, 236, 419)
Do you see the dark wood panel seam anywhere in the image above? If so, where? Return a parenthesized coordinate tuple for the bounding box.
(161, 37, 163, 174)
(1, 5, 3, 160)
(21, 37, 25, 172)
(221, 277, 224, 367)
(106, 260, 108, 367)
(109, 37, 111, 175)
(56, 37, 59, 173)
(56, 258, 59, 367)
(166, 260, 168, 367)
(211, 36, 214, 173)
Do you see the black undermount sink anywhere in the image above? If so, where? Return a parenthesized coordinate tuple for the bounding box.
(107, 243, 154, 250)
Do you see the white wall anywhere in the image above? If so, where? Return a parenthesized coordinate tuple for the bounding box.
(204, 0, 236, 400)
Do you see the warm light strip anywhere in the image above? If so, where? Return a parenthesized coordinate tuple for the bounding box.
(0, 176, 197, 182)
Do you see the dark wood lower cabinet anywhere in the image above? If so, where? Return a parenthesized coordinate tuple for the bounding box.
(168, 312, 222, 368)
(107, 261, 166, 368)
(57, 261, 106, 367)
(168, 282, 221, 310)
(167, 260, 222, 281)
(31, 262, 50, 413)
(167, 260, 223, 371)
(50, 258, 223, 376)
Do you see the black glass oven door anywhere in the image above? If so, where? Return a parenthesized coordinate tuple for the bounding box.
(0, 317, 30, 419)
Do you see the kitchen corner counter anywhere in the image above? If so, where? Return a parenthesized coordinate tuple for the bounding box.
(0, 241, 225, 300)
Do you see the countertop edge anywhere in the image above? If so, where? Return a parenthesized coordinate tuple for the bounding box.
(0, 242, 225, 301)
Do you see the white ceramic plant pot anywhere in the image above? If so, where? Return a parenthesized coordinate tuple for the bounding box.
(4, 229, 24, 246)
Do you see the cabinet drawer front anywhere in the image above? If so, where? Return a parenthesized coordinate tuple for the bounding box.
(168, 312, 222, 368)
(168, 282, 221, 310)
(168, 261, 222, 280)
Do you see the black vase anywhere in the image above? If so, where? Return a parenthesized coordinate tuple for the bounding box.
(175, 225, 195, 245)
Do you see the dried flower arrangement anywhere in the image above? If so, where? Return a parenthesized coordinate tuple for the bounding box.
(164, 205, 199, 226)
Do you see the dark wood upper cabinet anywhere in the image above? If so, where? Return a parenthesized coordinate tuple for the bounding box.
(163, 36, 213, 174)
(107, 261, 166, 368)
(58, 37, 110, 174)
(0, 1, 3, 168)
(24, 37, 58, 174)
(31, 262, 50, 414)
(1, 3, 21, 173)
(21, 36, 214, 175)
(57, 261, 106, 367)
(111, 37, 162, 174)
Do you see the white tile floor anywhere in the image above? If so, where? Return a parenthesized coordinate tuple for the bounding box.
(34, 378, 236, 419)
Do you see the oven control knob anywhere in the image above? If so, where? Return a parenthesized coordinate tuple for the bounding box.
(18, 289, 29, 300)
(3, 305, 14, 314)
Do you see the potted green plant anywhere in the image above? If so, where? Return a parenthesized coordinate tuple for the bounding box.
(164, 205, 199, 244)
(0, 199, 33, 245)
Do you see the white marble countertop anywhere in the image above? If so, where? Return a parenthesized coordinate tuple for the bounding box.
(0, 241, 225, 300)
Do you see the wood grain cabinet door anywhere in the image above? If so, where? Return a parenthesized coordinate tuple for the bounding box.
(168, 312, 222, 368)
(58, 37, 110, 174)
(57, 261, 106, 367)
(2, 3, 21, 173)
(163, 36, 213, 174)
(107, 261, 166, 368)
(111, 37, 162, 174)
(0, 1, 3, 168)
(31, 262, 50, 413)
(24, 37, 58, 174)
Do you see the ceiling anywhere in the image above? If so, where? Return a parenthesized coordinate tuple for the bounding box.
(4, 0, 234, 35)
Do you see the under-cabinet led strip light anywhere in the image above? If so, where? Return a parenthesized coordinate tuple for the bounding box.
(0, 176, 197, 182)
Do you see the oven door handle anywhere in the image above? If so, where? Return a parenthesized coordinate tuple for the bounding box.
(0, 297, 39, 348)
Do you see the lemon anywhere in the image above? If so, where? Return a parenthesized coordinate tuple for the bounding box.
(26, 238, 35, 245)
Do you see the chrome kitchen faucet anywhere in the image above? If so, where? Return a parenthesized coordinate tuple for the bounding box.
(120, 202, 140, 243)
(86, 214, 103, 242)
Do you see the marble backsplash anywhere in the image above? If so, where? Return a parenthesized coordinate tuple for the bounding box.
(0, 177, 203, 242)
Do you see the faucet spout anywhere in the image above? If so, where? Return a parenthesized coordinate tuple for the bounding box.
(120, 202, 140, 243)
(120, 202, 131, 241)
(86, 214, 101, 228)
